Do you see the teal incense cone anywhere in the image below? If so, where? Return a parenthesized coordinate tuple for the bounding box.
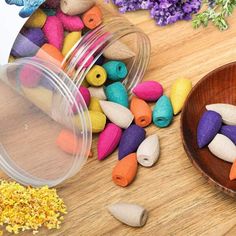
(105, 82, 129, 108)
(103, 60, 128, 81)
(152, 95, 173, 128)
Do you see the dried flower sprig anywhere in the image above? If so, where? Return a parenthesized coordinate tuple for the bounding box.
(193, 0, 236, 30)
(108, 0, 236, 30)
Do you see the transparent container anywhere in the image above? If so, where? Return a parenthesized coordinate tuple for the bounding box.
(0, 1, 151, 187)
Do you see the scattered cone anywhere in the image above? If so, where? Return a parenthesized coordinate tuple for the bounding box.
(112, 153, 138, 187)
(108, 203, 148, 227)
(137, 134, 160, 167)
(130, 97, 152, 127)
(56, 129, 81, 155)
(98, 123, 122, 160)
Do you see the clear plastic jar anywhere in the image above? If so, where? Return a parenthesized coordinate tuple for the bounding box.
(0, 0, 151, 187)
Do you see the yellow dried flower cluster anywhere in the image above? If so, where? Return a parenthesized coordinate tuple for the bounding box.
(0, 180, 67, 235)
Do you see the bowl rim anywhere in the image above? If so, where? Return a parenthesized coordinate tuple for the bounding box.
(180, 61, 236, 197)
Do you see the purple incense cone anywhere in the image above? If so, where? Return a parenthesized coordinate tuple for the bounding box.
(197, 110, 222, 148)
(220, 125, 236, 145)
(11, 28, 47, 57)
(118, 124, 146, 160)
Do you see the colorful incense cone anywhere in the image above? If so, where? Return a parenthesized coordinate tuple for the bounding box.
(89, 110, 106, 133)
(98, 123, 122, 160)
(197, 111, 222, 148)
(108, 203, 148, 227)
(152, 95, 173, 128)
(43, 16, 64, 50)
(76, 51, 94, 69)
(137, 134, 160, 167)
(230, 160, 236, 180)
(89, 97, 103, 113)
(130, 97, 152, 128)
(170, 78, 192, 115)
(82, 6, 102, 29)
(62, 31, 81, 56)
(88, 87, 107, 100)
(60, 0, 95, 15)
(206, 104, 236, 125)
(79, 86, 91, 106)
(25, 9, 47, 28)
(56, 129, 80, 155)
(132, 81, 163, 102)
(56, 10, 84, 31)
(72, 86, 91, 113)
(99, 101, 134, 129)
(103, 41, 135, 60)
(118, 124, 146, 160)
(220, 125, 236, 145)
(22, 86, 53, 114)
(208, 134, 236, 163)
(105, 82, 129, 108)
(103, 61, 128, 81)
(19, 64, 42, 88)
(36, 44, 64, 67)
(112, 153, 138, 187)
(86, 65, 107, 86)
(12, 28, 46, 57)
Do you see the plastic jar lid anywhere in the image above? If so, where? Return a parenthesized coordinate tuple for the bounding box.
(0, 57, 92, 187)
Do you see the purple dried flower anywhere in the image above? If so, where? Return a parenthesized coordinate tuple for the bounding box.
(108, 0, 202, 26)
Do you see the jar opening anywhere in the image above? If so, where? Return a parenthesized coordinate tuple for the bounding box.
(0, 58, 92, 187)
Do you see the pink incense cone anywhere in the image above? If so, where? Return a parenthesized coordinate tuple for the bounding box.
(132, 81, 163, 102)
(98, 123, 122, 160)
(76, 51, 94, 68)
(56, 10, 84, 31)
(19, 63, 42, 88)
(72, 86, 91, 113)
(43, 16, 64, 50)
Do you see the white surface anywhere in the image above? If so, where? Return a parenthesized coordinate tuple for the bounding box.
(0, 2, 29, 65)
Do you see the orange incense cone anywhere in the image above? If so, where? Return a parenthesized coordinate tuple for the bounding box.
(56, 129, 81, 155)
(82, 6, 102, 30)
(130, 97, 152, 128)
(36, 43, 64, 67)
(230, 159, 236, 180)
(112, 153, 138, 187)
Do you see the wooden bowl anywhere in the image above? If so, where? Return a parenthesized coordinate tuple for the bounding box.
(181, 62, 236, 197)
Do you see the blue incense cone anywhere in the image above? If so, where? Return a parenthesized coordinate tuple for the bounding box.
(103, 61, 128, 81)
(11, 28, 47, 57)
(105, 82, 129, 108)
(197, 110, 222, 148)
(118, 124, 146, 160)
(220, 125, 236, 145)
(152, 95, 173, 128)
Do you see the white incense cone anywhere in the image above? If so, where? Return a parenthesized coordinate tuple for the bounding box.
(208, 134, 236, 163)
(108, 203, 148, 227)
(99, 101, 134, 129)
(206, 103, 236, 125)
(137, 134, 160, 167)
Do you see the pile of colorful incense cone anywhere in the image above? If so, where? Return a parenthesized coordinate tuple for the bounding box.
(9, 0, 193, 187)
(91, 78, 192, 188)
(197, 104, 236, 180)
